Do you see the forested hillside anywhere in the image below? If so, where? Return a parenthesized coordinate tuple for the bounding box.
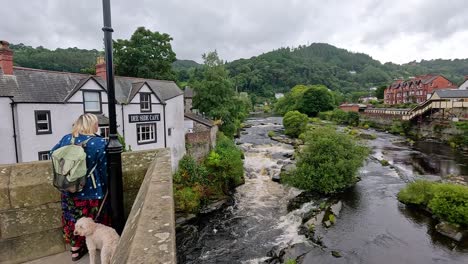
(10, 43, 101, 73)
(227, 43, 468, 97)
(8, 42, 468, 98)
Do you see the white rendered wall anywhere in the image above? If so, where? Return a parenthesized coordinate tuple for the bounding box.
(123, 84, 164, 152)
(0, 97, 17, 164)
(165, 95, 186, 171)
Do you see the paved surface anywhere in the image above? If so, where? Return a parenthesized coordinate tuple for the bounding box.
(24, 251, 101, 264)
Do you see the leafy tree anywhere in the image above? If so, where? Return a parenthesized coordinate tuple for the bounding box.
(283, 110, 308, 138)
(114, 27, 176, 80)
(191, 51, 249, 136)
(298, 85, 335, 116)
(283, 126, 369, 194)
(375, 85, 387, 99)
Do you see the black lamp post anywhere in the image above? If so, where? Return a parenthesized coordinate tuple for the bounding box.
(102, 0, 125, 235)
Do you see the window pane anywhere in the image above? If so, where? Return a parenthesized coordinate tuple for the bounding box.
(37, 113, 48, 121)
(84, 91, 99, 101)
(85, 101, 100, 111)
(38, 123, 49, 131)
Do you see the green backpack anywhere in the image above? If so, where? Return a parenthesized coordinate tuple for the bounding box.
(51, 137, 97, 193)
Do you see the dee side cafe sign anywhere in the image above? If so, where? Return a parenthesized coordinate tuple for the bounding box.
(128, 113, 161, 123)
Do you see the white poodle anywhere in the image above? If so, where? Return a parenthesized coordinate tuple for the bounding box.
(74, 217, 120, 264)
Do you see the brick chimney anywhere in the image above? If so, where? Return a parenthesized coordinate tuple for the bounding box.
(95, 56, 106, 80)
(0, 40, 13, 75)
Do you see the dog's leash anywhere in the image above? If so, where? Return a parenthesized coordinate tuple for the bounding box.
(95, 190, 109, 221)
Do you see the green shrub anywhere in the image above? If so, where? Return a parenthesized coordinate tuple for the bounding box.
(318, 111, 333, 120)
(174, 133, 245, 214)
(428, 183, 468, 226)
(174, 155, 209, 186)
(397, 180, 436, 206)
(283, 110, 308, 138)
(346, 112, 360, 126)
(174, 187, 201, 213)
(380, 159, 389, 166)
(285, 259, 296, 264)
(282, 126, 369, 194)
(206, 133, 244, 187)
(330, 109, 348, 124)
(267, 130, 275, 137)
(329, 214, 336, 224)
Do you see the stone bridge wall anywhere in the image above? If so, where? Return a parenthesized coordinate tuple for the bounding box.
(112, 148, 176, 264)
(0, 149, 164, 264)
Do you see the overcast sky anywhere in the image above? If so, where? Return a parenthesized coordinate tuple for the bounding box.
(2, 0, 468, 64)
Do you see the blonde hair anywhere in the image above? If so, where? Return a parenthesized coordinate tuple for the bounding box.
(72, 113, 99, 137)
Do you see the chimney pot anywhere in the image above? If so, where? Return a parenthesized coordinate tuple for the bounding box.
(95, 56, 107, 80)
(0, 40, 13, 75)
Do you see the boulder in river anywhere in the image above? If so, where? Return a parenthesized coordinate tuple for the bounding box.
(281, 163, 297, 174)
(272, 172, 281, 182)
(330, 201, 343, 217)
(435, 222, 465, 242)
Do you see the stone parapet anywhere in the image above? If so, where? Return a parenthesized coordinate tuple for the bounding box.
(0, 149, 163, 264)
(112, 148, 176, 264)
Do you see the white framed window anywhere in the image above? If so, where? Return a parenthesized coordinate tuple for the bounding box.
(83, 91, 101, 113)
(35, 110, 52, 134)
(99, 126, 109, 139)
(38, 151, 50, 161)
(137, 123, 157, 144)
(140, 93, 151, 112)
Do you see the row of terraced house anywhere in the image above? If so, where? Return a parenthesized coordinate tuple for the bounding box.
(383, 74, 466, 105)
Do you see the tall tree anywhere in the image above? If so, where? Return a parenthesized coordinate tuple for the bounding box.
(113, 27, 176, 80)
(298, 85, 335, 116)
(192, 51, 246, 136)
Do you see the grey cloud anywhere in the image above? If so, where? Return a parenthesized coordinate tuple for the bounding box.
(1, 0, 468, 64)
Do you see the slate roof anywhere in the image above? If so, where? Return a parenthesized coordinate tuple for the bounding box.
(0, 67, 183, 104)
(433, 89, 468, 99)
(388, 74, 445, 89)
(184, 112, 215, 127)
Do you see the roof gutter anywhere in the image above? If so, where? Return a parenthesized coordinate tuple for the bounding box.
(9, 97, 19, 163)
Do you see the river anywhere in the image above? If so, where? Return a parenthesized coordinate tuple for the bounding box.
(176, 116, 468, 264)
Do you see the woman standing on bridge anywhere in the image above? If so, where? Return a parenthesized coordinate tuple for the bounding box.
(51, 113, 111, 261)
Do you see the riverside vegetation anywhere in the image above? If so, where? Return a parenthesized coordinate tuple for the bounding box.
(173, 133, 244, 213)
(281, 124, 369, 194)
(398, 180, 468, 227)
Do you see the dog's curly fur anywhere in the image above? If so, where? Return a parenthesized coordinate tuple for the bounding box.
(74, 217, 120, 264)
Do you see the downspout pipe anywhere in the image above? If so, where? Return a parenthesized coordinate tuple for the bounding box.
(9, 97, 18, 163)
(120, 104, 125, 139)
(163, 103, 167, 148)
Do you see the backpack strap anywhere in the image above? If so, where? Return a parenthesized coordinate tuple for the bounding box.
(70, 136, 93, 147)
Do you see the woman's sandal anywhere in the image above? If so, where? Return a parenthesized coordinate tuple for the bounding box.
(71, 246, 88, 262)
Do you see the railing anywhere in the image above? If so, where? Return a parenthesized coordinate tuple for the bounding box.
(364, 100, 468, 121)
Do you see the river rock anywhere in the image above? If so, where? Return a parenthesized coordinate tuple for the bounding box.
(282, 242, 315, 262)
(435, 222, 465, 242)
(330, 201, 342, 217)
(287, 192, 321, 212)
(200, 199, 227, 214)
(323, 220, 332, 228)
(175, 214, 197, 226)
(331, 250, 342, 258)
(281, 163, 296, 174)
(271, 172, 281, 182)
(283, 153, 293, 159)
(277, 159, 284, 165)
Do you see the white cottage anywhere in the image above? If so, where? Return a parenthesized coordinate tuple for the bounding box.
(0, 41, 185, 170)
